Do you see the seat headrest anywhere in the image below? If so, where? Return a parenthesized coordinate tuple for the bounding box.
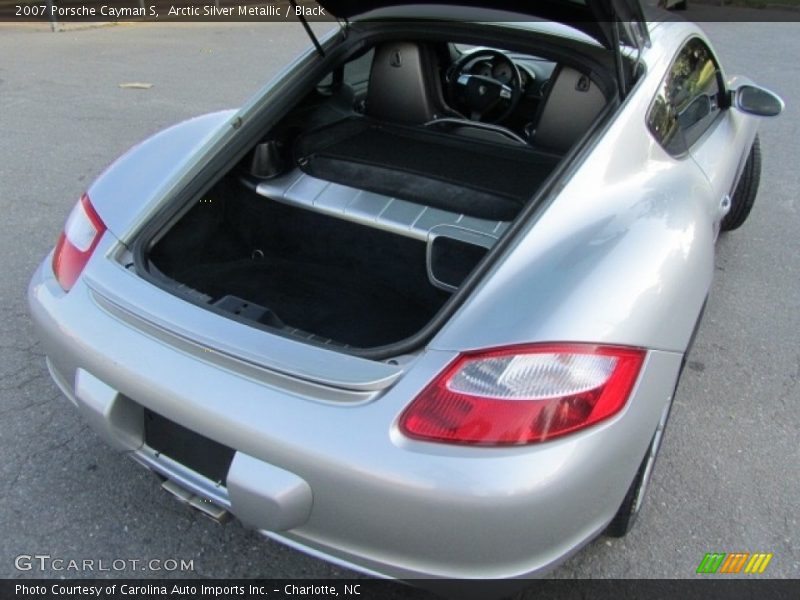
(533, 66, 606, 153)
(366, 42, 438, 125)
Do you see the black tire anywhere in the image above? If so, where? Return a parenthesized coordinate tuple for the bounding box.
(721, 135, 761, 232)
(605, 398, 674, 538)
(673, 0, 688, 9)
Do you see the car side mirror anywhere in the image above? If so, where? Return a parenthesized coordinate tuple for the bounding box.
(729, 83, 784, 117)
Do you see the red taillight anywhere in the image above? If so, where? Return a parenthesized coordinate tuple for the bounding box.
(52, 194, 106, 291)
(399, 344, 645, 446)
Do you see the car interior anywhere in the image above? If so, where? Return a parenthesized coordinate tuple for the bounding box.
(145, 39, 612, 350)
(256, 41, 609, 221)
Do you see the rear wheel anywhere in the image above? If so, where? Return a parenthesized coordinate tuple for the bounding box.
(605, 396, 673, 537)
(721, 136, 761, 232)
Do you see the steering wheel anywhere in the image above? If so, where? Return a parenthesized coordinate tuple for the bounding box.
(446, 50, 523, 124)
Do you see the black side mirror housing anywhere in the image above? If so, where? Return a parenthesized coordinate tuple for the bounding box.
(729, 83, 784, 117)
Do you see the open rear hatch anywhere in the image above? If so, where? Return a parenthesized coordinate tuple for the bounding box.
(315, 0, 649, 52)
(135, 2, 642, 357)
(145, 119, 560, 350)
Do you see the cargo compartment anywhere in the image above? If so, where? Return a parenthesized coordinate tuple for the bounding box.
(146, 176, 462, 349)
(141, 116, 561, 351)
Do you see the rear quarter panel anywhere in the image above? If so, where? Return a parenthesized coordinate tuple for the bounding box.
(432, 22, 720, 356)
(87, 110, 236, 239)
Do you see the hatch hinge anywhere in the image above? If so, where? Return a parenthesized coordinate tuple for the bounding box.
(337, 16, 349, 39)
(632, 42, 644, 85)
(290, 0, 326, 58)
(611, 21, 627, 99)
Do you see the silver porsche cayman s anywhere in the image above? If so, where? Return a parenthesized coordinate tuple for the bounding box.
(28, 0, 783, 583)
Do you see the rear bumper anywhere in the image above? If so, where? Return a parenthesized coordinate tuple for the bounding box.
(28, 254, 683, 580)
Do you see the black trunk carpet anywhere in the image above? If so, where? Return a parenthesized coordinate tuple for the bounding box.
(173, 257, 443, 348)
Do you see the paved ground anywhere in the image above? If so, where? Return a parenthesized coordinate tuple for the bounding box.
(0, 16, 797, 592)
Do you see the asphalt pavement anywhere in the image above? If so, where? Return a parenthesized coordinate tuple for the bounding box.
(0, 16, 797, 591)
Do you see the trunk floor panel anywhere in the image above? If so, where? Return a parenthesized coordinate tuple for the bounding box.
(172, 257, 444, 348)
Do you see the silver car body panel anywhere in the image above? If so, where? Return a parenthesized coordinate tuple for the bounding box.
(29, 18, 765, 580)
(255, 169, 511, 242)
(87, 110, 236, 239)
(434, 23, 758, 355)
(30, 257, 683, 578)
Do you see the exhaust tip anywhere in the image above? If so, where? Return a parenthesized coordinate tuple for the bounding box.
(161, 479, 231, 524)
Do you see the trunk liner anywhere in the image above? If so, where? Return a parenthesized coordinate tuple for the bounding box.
(171, 255, 443, 348)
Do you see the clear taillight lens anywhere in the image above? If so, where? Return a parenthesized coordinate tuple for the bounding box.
(52, 194, 106, 291)
(399, 344, 645, 446)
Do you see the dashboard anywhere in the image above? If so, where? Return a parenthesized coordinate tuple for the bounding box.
(447, 48, 558, 131)
(469, 59, 519, 85)
(461, 52, 556, 99)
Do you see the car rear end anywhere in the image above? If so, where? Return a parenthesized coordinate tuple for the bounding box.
(27, 16, 692, 581)
(29, 198, 683, 579)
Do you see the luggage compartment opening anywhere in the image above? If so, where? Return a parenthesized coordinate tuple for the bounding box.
(136, 33, 618, 354)
(146, 176, 480, 349)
